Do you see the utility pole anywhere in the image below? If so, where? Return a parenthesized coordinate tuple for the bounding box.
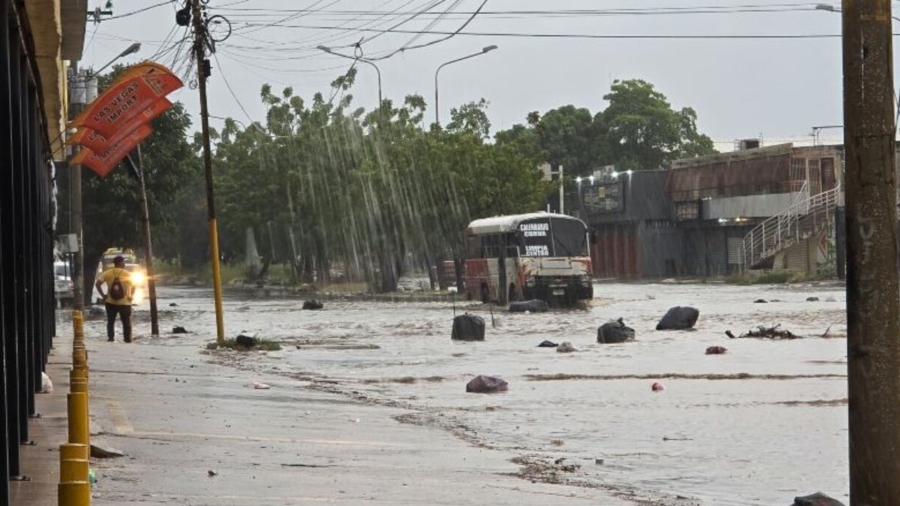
(558, 165, 564, 215)
(69, 64, 86, 312)
(136, 145, 159, 336)
(191, 0, 226, 344)
(842, 2, 900, 504)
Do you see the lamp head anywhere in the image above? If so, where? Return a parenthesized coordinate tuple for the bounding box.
(815, 4, 837, 12)
(120, 42, 141, 58)
(482, 45, 498, 53)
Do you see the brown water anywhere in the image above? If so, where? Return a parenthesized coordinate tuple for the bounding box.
(133, 282, 849, 505)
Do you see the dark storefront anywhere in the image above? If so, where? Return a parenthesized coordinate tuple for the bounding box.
(0, 0, 59, 499)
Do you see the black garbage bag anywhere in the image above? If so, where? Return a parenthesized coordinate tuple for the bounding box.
(466, 375, 508, 393)
(452, 314, 485, 341)
(235, 333, 258, 347)
(791, 492, 845, 506)
(508, 300, 549, 313)
(655, 306, 699, 330)
(597, 318, 636, 344)
(302, 300, 324, 310)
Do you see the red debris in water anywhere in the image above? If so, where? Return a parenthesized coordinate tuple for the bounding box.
(651, 381, 665, 392)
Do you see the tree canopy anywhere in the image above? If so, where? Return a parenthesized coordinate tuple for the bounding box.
(211, 74, 548, 291)
(496, 78, 716, 176)
(68, 69, 713, 294)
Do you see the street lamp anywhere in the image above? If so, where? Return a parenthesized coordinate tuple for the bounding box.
(316, 45, 383, 108)
(434, 45, 498, 126)
(815, 3, 900, 22)
(88, 42, 141, 78)
(815, 4, 900, 134)
(69, 42, 141, 313)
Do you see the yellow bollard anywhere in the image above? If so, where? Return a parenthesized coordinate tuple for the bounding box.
(59, 443, 89, 461)
(72, 310, 84, 343)
(58, 481, 90, 506)
(70, 381, 87, 394)
(67, 393, 89, 445)
(70, 367, 88, 383)
(60, 458, 89, 483)
(72, 348, 87, 368)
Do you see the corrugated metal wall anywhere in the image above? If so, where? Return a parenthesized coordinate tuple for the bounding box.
(591, 224, 639, 279)
(638, 221, 682, 278)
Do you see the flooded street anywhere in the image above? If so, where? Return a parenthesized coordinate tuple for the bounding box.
(124, 282, 849, 505)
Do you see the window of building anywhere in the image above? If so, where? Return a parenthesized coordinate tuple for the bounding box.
(675, 201, 699, 221)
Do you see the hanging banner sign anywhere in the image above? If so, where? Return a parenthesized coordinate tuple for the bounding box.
(70, 62, 182, 137)
(73, 124, 154, 177)
(67, 98, 172, 153)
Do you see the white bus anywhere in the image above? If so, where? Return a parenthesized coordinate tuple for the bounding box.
(463, 212, 593, 304)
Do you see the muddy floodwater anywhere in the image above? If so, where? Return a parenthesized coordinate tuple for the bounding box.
(142, 282, 849, 505)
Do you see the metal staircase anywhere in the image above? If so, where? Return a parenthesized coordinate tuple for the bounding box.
(741, 182, 842, 271)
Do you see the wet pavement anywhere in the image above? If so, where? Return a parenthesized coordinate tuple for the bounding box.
(76, 282, 849, 505)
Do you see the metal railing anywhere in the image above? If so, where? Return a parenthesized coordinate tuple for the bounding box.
(741, 182, 842, 271)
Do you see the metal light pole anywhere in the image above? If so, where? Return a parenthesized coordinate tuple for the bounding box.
(316, 45, 382, 107)
(134, 145, 159, 336)
(434, 45, 498, 126)
(817, 3, 900, 135)
(69, 42, 141, 312)
(816, 3, 900, 22)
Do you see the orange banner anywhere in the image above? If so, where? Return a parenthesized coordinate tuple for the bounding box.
(68, 98, 172, 153)
(78, 124, 154, 177)
(70, 62, 182, 137)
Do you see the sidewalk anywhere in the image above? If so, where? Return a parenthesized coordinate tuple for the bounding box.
(10, 324, 74, 505)
(22, 309, 629, 506)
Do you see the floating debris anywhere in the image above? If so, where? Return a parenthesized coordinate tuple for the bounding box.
(556, 342, 576, 353)
(727, 324, 799, 340)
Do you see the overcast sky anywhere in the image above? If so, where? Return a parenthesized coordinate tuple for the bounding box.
(81, 0, 863, 151)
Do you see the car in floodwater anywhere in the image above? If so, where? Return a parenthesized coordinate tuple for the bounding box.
(54, 260, 74, 307)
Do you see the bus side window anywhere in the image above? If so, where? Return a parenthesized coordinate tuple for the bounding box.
(466, 236, 481, 258)
(483, 234, 500, 258)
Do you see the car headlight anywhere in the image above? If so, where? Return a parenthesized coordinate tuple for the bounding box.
(131, 272, 146, 284)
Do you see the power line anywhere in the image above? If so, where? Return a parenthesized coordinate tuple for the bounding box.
(213, 52, 255, 122)
(221, 23, 851, 40)
(212, 3, 832, 18)
(105, 0, 176, 21)
(393, 0, 486, 54)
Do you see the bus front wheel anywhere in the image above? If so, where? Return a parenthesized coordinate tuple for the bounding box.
(508, 284, 518, 303)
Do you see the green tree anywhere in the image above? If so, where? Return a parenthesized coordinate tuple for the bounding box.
(594, 79, 715, 170)
(533, 105, 596, 176)
(446, 99, 491, 139)
(212, 76, 550, 293)
(80, 65, 201, 293)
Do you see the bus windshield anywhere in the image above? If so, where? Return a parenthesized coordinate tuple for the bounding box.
(517, 217, 587, 257)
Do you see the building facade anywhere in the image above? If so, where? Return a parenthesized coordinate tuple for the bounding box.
(578, 144, 844, 279)
(1, 0, 84, 499)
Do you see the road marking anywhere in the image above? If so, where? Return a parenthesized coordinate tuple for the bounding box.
(125, 429, 404, 447)
(106, 400, 134, 434)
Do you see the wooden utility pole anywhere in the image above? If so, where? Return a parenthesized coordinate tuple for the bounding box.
(191, 0, 226, 344)
(136, 145, 159, 336)
(842, 1, 900, 503)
